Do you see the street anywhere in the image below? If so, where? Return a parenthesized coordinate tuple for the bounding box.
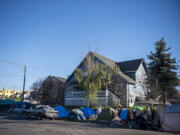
(0, 113, 177, 135)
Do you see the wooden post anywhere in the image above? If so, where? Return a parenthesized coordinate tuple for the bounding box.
(22, 65, 26, 102)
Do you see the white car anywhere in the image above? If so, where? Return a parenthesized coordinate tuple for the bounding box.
(26, 105, 58, 120)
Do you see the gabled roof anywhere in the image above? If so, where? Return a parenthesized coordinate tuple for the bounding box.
(94, 52, 136, 84)
(48, 76, 66, 83)
(53, 76, 66, 83)
(116, 58, 146, 73)
(117, 71, 136, 84)
(92, 52, 116, 67)
(65, 52, 136, 84)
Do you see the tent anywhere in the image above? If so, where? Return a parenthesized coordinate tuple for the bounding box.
(54, 106, 69, 118)
(157, 105, 180, 132)
(165, 103, 180, 113)
(69, 109, 86, 120)
(133, 106, 144, 111)
(80, 107, 96, 119)
(0, 99, 16, 105)
(97, 108, 114, 121)
(119, 109, 128, 120)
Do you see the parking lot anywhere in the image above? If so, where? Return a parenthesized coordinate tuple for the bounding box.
(0, 112, 177, 135)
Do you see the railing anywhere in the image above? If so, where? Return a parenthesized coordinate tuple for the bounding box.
(64, 90, 120, 106)
(65, 90, 116, 98)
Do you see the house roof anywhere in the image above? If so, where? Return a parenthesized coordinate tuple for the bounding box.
(92, 52, 136, 84)
(92, 52, 116, 67)
(50, 76, 66, 83)
(117, 71, 136, 84)
(66, 52, 136, 84)
(116, 58, 145, 73)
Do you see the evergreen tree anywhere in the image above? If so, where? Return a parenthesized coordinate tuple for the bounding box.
(147, 38, 180, 105)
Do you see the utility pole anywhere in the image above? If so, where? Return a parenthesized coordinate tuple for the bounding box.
(105, 81, 108, 107)
(22, 65, 26, 102)
(0, 59, 26, 101)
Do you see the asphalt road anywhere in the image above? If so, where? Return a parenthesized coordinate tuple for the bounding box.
(0, 112, 177, 135)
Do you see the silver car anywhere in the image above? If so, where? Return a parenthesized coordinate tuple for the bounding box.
(26, 105, 58, 120)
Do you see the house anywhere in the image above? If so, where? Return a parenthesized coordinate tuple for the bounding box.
(0, 89, 22, 99)
(39, 76, 66, 105)
(64, 52, 147, 107)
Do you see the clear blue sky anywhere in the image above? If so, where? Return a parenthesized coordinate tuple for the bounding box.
(0, 0, 180, 90)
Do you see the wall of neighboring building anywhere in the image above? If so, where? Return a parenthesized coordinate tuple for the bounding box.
(39, 76, 65, 105)
(0, 89, 22, 99)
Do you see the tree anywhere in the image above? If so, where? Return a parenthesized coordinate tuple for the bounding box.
(41, 78, 55, 105)
(74, 52, 119, 106)
(147, 38, 180, 105)
(30, 79, 43, 102)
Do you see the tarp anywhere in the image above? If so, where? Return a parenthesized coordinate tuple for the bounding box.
(80, 107, 96, 119)
(54, 106, 69, 118)
(0, 99, 16, 105)
(69, 109, 86, 120)
(165, 103, 180, 113)
(97, 108, 114, 121)
(133, 106, 144, 111)
(71, 109, 84, 115)
(162, 113, 180, 132)
(119, 109, 128, 120)
(157, 105, 180, 132)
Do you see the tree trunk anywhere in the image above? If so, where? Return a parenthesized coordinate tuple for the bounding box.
(163, 89, 166, 106)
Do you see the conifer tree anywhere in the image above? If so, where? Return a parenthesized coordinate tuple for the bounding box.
(147, 38, 180, 105)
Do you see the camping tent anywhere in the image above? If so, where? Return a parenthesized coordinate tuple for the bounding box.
(54, 106, 69, 118)
(69, 109, 86, 120)
(133, 106, 144, 111)
(0, 99, 16, 105)
(119, 109, 128, 120)
(80, 107, 96, 119)
(97, 108, 114, 121)
(157, 105, 180, 132)
(165, 103, 180, 113)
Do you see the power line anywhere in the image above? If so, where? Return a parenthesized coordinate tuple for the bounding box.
(0, 58, 26, 101)
(0, 59, 23, 68)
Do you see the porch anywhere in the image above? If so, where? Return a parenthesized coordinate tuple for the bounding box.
(64, 90, 120, 106)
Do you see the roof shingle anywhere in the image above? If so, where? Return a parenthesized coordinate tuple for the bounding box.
(116, 58, 144, 73)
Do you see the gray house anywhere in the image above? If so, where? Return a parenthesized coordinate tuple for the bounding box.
(40, 76, 66, 105)
(64, 52, 147, 107)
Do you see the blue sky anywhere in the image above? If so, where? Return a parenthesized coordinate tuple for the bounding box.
(0, 0, 180, 90)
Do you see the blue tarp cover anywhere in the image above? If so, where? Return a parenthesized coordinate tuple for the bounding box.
(80, 107, 96, 118)
(165, 103, 180, 113)
(0, 99, 16, 105)
(120, 109, 128, 120)
(54, 106, 69, 118)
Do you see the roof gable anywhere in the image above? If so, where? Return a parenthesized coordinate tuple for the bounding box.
(47, 76, 66, 83)
(65, 52, 136, 84)
(116, 58, 145, 73)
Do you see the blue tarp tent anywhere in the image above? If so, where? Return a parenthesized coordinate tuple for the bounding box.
(80, 107, 96, 119)
(119, 109, 128, 120)
(0, 99, 16, 105)
(54, 106, 69, 118)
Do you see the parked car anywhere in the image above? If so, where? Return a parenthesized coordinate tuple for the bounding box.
(13, 107, 26, 113)
(8, 102, 31, 113)
(26, 105, 58, 120)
